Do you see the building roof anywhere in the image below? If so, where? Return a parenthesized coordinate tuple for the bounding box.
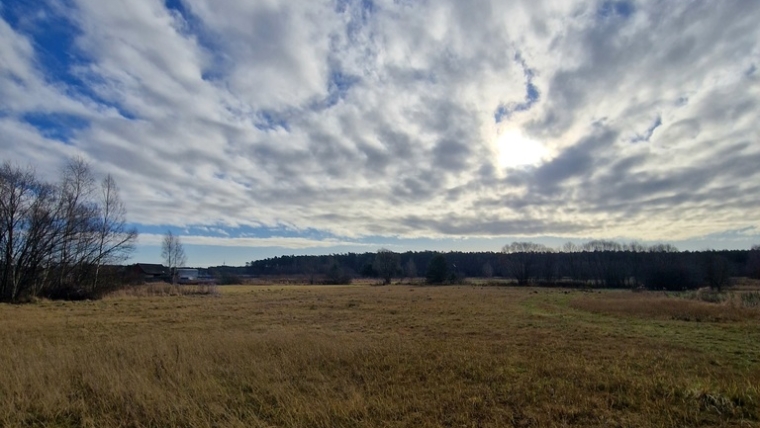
(134, 263, 169, 275)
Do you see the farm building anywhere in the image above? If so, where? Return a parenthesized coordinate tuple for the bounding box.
(132, 263, 170, 282)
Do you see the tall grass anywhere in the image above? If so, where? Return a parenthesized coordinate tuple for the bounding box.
(740, 291, 760, 308)
(107, 282, 218, 297)
(570, 289, 760, 322)
(1, 286, 758, 427)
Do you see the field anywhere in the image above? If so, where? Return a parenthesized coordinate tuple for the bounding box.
(1, 284, 759, 427)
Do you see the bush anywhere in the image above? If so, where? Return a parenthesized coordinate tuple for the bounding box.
(448, 270, 466, 284)
(692, 288, 728, 304)
(740, 292, 760, 308)
(426, 254, 449, 285)
(39, 266, 134, 301)
(218, 274, 243, 285)
(39, 284, 93, 301)
(704, 255, 732, 291)
(323, 263, 352, 285)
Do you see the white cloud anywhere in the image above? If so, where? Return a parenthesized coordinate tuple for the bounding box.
(0, 16, 95, 116)
(1, 0, 759, 246)
(137, 233, 371, 249)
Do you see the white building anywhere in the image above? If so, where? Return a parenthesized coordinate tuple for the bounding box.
(177, 268, 199, 283)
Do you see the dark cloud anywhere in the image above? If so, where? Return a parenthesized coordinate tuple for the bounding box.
(400, 213, 586, 237)
(529, 129, 617, 194)
(432, 139, 471, 173)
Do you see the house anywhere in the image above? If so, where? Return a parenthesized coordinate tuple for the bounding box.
(132, 263, 170, 282)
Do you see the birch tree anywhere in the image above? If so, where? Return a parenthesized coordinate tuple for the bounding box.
(161, 231, 186, 285)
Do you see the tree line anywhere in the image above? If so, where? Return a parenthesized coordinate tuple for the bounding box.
(0, 159, 137, 302)
(6, 153, 754, 299)
(238, 241, 760, 290)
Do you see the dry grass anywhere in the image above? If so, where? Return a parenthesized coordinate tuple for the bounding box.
(1, 285, 758, 427)
(569, 290, 760, 322)
(107, 282, 219, 297)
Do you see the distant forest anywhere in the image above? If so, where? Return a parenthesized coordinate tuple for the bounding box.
(205, 241, 760, 291)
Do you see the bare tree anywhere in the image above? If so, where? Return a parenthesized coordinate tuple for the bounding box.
(162, 231, 187, 285)
(404, 259, 417, 281)
(501, 242, 549, 285)
(92, 174, 137, 291)
(0, 163, 38, 301)
(373, 248, 399, 285)
(561, 242, 583, 282)
(582, 240, 626, 287)
(14, 181, 59, 298)
(481, 262, 494, 278)
(540, 247, 557, 283)
(54, 157, 98, 292)
(1, 159, 137, 301)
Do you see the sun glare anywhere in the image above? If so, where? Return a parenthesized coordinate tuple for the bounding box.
(494, 128, 548, 169)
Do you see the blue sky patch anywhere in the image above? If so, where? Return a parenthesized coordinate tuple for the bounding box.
(597, 1, 635, 20)
(22, 112, 89, 143)
(3, 2, 90, 97)
(326, 70, 360, 106)
(164, 0, 188, 17)
(511, 82, 541, 114)
(336, 0, 376, 19)
(494, 106, 509, 123)
(336, 0, 376, 40)
(254, 110, 290, 132)
(494, 55, 541, 123)
(1, 1, 141, 121)
(632, 115, 662, 143)
(164, 0, 228, 84)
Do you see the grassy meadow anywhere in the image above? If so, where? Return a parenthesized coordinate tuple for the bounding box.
(1, 283, 759, 427)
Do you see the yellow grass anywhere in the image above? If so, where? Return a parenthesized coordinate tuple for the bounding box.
(1, 285, 758, 427)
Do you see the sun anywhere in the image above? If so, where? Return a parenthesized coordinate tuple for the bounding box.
(493, 127, 548, 169)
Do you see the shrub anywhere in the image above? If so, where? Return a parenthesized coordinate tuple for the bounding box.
(218, 274, 243, 285)
(373, 249, 400, 285)
(704, 255, 732, 291)
(448, 270, 467, 284)
(740, 292, 760, 308)
(323, 263, 352, 285)
(426, 254, 449, 284)
(693, 288, 728, 304)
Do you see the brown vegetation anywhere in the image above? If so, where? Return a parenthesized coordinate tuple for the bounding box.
(569, 288, 760, 322)
(1, 285, 758, 427)
(106, 282, 218, 298)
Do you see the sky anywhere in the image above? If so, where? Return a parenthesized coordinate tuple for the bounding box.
(1, 0, 759, 267)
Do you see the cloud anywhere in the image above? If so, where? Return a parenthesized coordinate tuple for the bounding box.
(137, 233, 371, 249)
(1, 0, 759, 252)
